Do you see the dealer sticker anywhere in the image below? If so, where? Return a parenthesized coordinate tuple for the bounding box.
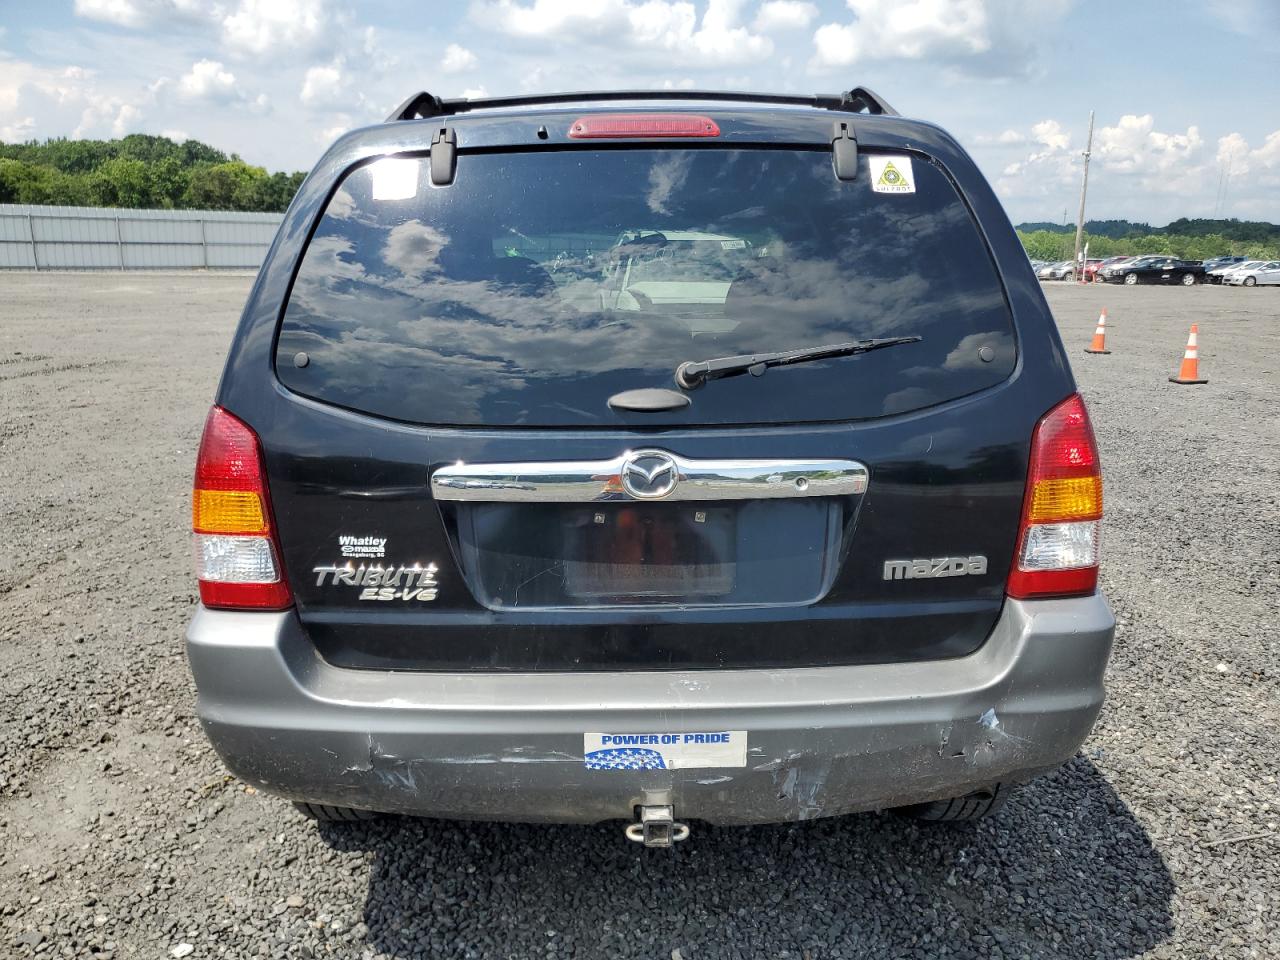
(869, 155, 915, 193)
(583, 731, 748, 770)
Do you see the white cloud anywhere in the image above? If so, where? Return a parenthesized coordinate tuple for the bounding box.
(321, 121, 350, 143)
(73, 0, 208, 28)
(111, 102, 142, 136)
(221, 0, 334, 55)
(1, 116, 36, 141)
(440, 43, 477, 73)
(1030, 119, 1070, 154)
(472, 0, 773, 65)
(300, 62, 344, 106)
(982, 112, 1267, 222)
(176, 59, 238, 101)
(461, 86, 490, 100)
(73, 0, 150, 27)
(0, 58, 149, 142)
(163, 58, 270, 114)
(1094, 114, 1203, 185)
(814, 0, 991, 66)
(976, 128, 1027, 145)
(811, 0, 1072, 77)
(753, 1, 817, 32)
(74, 0, 345, 58)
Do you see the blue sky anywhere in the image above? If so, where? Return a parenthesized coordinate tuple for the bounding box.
(2, 0, 1278, 224)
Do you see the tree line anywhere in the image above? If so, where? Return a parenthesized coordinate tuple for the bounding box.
(1017, 218, 1280, 261)
(4, 135, 1280, 258)
(0, 134, 306, 212)
(1018, 230, 1280, 262)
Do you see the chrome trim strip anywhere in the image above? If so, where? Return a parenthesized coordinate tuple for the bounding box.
(431, 450, 868, 503)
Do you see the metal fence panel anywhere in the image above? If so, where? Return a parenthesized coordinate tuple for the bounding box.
(0, 204, 284, 270)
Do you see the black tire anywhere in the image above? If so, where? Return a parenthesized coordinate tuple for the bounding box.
(292, 801, 383, 822)
(1181, 273, 1197, 286)
(1123, 272, 1138, 285)
(1243, 276, 1257, 287)
(893, 784, 1010, 822)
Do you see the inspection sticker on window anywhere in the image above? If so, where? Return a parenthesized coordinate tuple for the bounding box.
(870, 155, 915, 194)
(583, 732, 748, 770)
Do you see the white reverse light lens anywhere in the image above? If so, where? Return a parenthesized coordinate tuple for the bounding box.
(368, 157, 420, 200)
(194, 534, 279, 583)
(1018, 520, 1100, 571)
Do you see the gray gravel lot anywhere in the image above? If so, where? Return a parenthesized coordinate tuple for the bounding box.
(0, 273, 1277, 959)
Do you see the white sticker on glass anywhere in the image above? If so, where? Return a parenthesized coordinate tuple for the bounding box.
(869, 155, 915, 194)
(369, 158, 420, 200)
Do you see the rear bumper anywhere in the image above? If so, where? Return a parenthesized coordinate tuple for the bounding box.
(186, 595, 1114, 825)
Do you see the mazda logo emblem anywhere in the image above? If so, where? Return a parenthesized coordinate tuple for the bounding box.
(620, 450, 679, 499)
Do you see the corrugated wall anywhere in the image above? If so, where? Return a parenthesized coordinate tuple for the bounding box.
(0, 204, 283, 270)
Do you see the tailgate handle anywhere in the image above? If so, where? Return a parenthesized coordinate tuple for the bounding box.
(431, 451, 868, 503)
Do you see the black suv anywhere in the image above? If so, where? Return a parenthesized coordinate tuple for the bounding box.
(187, 89, 1113, 845)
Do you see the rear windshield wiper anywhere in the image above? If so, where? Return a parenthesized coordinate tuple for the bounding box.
(674, 336, 923, 389)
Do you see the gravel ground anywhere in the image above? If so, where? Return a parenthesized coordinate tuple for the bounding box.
(0, 273, 1277, 959)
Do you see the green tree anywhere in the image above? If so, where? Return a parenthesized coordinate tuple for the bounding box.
(87, 156, 152, 207)
(146, 156, 191, 209)
(181, 159, 266, 210)
(0, 158, 90, 204)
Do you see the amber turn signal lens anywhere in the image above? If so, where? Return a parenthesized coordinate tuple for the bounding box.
(192, 488, 267, 534)
(1027, 475, 1102, 524)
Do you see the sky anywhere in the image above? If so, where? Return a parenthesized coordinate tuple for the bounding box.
(1, 0, 1278, 225)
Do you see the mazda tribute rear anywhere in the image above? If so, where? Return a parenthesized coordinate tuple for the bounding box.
(185, 88, 1114, 845)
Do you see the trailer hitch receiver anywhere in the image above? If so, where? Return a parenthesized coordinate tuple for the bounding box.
(625, 805, 690, 848)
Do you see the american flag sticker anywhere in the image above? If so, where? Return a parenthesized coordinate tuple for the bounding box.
(583, 732, 748, 770)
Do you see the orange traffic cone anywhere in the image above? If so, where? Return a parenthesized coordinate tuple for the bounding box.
(1169, 324, 1208, 385)
(1084, 309, 1111, 354)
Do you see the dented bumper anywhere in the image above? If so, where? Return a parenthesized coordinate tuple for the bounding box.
(186, 595, 1114, 825)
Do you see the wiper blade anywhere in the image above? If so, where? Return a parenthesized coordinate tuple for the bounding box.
(674, 336, 923, 389)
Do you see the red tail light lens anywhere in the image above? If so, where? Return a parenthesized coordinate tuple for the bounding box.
(567, 114, 720, 139)
(192, 406, 292, 610)
(1007, 393, 1103, 599)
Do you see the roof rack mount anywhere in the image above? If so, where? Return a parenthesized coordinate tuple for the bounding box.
(385, 87, 897, 123)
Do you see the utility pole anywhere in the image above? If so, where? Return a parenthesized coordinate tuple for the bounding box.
(1072, 110, 1095, 282)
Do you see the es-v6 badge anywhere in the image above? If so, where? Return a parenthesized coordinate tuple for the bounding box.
(313, 562, 439, 601)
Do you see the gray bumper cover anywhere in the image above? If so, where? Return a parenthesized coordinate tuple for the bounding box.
(186, 595, 1113, 825)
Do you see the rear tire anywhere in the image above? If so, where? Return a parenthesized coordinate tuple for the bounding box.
(1181, 273, 1197, 286)
(1123, 272, 1138, 285)
(293, 801, 383, 822)
(893, 784, 1010, 822)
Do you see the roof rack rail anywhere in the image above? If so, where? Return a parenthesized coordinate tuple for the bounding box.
(384, 87, 898, 123)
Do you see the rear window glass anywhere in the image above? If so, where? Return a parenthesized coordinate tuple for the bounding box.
(277, 147, 1015, 426)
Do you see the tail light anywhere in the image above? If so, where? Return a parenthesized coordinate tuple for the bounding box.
(1006, 393, 1102, 599)
(568, 114, 720, 139)
(192, 406, 292, 610)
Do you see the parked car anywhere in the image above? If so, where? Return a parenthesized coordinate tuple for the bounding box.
(1100, 256, 1205, 285)
(1094, 256, 1136, 277)
(1201, 255, 1246, 270)
(1098, 256, 1158, 282)
(1224, 260, 1280, 286)
(185, 87, 1113, 842)
(1202, 256, 1249, 283)
(1037, 260, 1075, 280)
(1079, 258, 1106, 282)
(1208, 259, 1267, 285)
